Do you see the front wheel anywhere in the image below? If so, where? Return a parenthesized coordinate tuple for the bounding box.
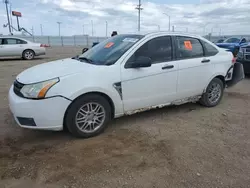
(200, 78, 224, 107)
(65, 94, 111, 138)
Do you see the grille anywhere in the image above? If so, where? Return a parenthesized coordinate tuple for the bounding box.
(13, 80, 24, 97)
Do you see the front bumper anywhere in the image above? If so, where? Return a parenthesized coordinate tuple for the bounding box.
(8, 85, 71, 131)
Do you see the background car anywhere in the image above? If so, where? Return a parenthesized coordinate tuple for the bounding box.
(0, 37, 46, 60)
(237, 43, 250, 74)
(216, 37, 249, 57)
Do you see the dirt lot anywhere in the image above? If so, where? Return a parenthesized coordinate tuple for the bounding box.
(0, 47, 250, 188)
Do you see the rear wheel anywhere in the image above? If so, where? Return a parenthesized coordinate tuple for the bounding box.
(200, 78, 224, 107)
(22, 49, 35, 60)
(65, 94, 111, 138)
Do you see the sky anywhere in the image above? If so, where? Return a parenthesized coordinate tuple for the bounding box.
(0, 0, 250, 36)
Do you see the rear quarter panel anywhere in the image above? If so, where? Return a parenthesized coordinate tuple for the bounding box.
(205, 49, 233, 88)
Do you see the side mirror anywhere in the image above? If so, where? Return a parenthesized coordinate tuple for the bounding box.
(82, 48, 89, 54)
(240, 38, 246, 44)
(130, 56, 152, 68)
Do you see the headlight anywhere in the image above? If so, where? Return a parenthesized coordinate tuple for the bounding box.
(20, 78, 59, 99)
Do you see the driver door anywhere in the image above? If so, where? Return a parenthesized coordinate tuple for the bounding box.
(121, 36, 179, 113)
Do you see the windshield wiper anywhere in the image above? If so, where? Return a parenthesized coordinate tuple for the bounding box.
(78, 57, 93, 64)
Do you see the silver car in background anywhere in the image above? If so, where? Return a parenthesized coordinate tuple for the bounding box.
(0, 37, 46, 60)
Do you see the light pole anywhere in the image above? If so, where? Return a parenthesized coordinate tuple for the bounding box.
(4, 0, 11, 34)
(40, 24, 43, 36)
(203, 23, 210, 36)
(157, 25, 160, 31)
(91, 20, 94, 36)
(163, 13, 170, 31)
(105, 21, 108, 37)
(135, 0, 143, 32)
(57, 22, 62, 36)
(9, 2, 13, 33)
(31, 26, 34, 36)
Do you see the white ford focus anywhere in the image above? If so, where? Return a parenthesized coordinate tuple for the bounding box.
(8, 32, 244, 138)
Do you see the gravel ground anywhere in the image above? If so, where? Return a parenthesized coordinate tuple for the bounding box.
(0, 47, 250, 188)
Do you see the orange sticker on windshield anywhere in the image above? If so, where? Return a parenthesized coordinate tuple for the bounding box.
(104, 42, 114, 48)
(184, 41, 192, 50)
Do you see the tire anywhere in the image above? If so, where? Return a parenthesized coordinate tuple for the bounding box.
(65, 94, 111, 138)
(200, 78, 224, 107)
(22, 49, 35, 60)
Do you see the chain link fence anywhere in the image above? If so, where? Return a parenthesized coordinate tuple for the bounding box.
(9, 35, 109, 47)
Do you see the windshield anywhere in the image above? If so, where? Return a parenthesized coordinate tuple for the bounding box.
(79, 34, 144, 65)
(223, 38, 240, 43)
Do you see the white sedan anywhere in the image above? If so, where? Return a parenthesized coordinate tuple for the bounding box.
(0, 37, 46, 60)
(8, 32, 244, 138)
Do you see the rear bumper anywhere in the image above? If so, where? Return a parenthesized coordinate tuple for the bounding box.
(226, 62, 245, 87)
(34, 48, 46, 56)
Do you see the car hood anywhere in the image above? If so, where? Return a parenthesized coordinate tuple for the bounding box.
(216, 43, 236, 47)
(240, 42, 250, 48)
(16, 58, 95, 84)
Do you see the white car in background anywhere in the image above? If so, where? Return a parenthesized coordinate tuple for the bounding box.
(0, 37, 46, 60)
(8, 32, 244, 138)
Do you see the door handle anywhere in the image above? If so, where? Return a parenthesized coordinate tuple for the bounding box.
(201, 59, 210, 63)
(162, 65, 174, 70)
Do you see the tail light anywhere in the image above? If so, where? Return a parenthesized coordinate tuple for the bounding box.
(232, 57, 236, 64)
(40, 44, 50, 47)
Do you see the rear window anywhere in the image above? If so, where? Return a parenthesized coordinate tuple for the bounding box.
(203, 41, 219, 56)
(17, 39, 27, 44)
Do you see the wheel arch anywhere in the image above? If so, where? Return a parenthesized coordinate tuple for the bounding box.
(203, 74, 225, 93)
(63, 91, 115, 130)
(22, 49, 36, 56)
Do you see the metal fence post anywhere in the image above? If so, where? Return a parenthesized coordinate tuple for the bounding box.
(48, 36, 50, 46)
(61, 36, 63, 46)
(86, 35, 89, 47)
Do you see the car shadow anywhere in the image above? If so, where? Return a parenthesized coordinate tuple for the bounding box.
(0, 57, 49, 61)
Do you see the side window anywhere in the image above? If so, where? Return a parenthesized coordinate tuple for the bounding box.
(226, 38, 240, 43)
(176, 36, 204, 59)
(0, 39, 2, 45)
(17, 39, 27, 44)
(128, 36, 172, 64)
(203, 41, 219, 56)
(2, 38, 18, 45)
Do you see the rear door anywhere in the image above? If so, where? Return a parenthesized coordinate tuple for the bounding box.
(175, 36, 214, 99)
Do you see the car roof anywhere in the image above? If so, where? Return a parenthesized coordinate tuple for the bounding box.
(0, 36, 30, 41)
(130, 31, 204, 39)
